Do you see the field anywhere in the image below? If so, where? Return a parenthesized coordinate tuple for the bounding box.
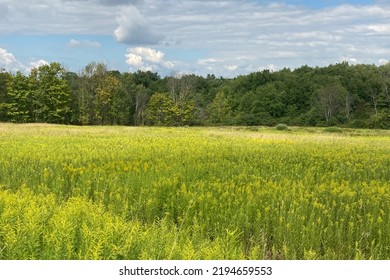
(0, 123, 389, 260)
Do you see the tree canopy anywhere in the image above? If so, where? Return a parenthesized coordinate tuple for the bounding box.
(1, 61, 389, 128)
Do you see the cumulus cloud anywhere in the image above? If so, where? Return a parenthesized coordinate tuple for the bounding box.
(126, 53, 143, 67)
(0, 48, 16, 65)
(0, 48, 26, 72)
(67, 39, 101, 48)
(125, 47, 174, 72)
(30, 59, 49, 69)
(130, 47, 164, 63)
(0, 48, 49, 73)
(114, 6, 163, 44)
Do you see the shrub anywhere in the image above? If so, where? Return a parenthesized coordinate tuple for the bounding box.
(323, 126, 343, 133)
(275, 123, 289, 131)
(347, 119, 369, 129)
(368, 113, 390, 129)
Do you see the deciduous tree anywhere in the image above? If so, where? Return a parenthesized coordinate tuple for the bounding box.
(31, 63, 71, 123)
(316, 83, 347, 125)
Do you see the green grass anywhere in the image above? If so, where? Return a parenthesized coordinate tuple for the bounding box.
(0, 123, 389, 259)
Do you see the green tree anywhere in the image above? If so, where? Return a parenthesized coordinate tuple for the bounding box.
(110, 80, 133, 125)
(95, 74, 119, 124)
(111, 72, 150, 126)
(173, 99, 198, 126)
(207, 92, 232, 124)
(316, 83, 347, 125)
(0, 70, 12, 121)
(167, 73, 199, 105)
(31, 63, 71, 123)
(379, 63, 390, 111)
(78, 62, 120, 125)
(6, 72, 32, 122)
(166, 73, 200, 125)
(64, 71, 82, 124)
(235, 92, 259, 125)
(133, 70, 160, 92)
(133, 85, 150, 126)
(354, 64, 382, 116)
(255, 83, 285, 119)
(145, 93, 175, 125)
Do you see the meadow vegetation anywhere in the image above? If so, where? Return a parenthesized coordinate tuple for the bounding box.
(0, 124, 389, 259)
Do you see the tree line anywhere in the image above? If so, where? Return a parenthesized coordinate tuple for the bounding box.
(1, 61, 389, 128)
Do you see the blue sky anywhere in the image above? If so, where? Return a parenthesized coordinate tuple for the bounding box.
(0, 0, 389, 77)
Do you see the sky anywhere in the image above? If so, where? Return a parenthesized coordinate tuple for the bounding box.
(0, 0, 389, 77)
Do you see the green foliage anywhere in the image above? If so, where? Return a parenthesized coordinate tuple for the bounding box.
(4, 64, 71, 124)
(275, 123, 289, 131)
(207, 92, 232, 125)
(31, 63, 71, 123)
(368, 112, 390, 129)
(76, 62, 121, 125)
(0, 71, 12, 121)
(6, 72, 32, 123)
(347, 119, 369, 129)
(145, 93, 175, 125)
(322, 126, 343, 133)
(316, 83, 348, 125)
(1, 61, 390, 129)
(255, 83, 285, 118)
(145, 93, 198, 126)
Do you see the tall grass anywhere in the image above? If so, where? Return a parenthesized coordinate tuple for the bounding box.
(0, 124, 389, 259)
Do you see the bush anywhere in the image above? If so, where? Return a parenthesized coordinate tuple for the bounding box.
(368, 113, 390, 129)
(347, 119, 369, 129)
(323, 126, 343, 133)
(275, 123, 289, 131)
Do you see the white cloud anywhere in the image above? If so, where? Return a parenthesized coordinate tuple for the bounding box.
(114, 6, 163, 44)
(125, 53, 143, 67)
(67, 39, 101, 48)
(339, 56, 358, 65)
(130, 47, 164, 63)
(125, 47, 174, 72)
(263, 64, 278, 72)
(0, 48, 27, 72)
(225, 65, 238, 71)
(0, 48, 49, 73)
(2, 1, 390, 76)
(30, 59, 49, 69)
(197, 58, 224, 65)
(367, 24, 390, 34)
(0, 48, 17, 65)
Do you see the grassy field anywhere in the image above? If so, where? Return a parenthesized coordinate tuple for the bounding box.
(0, 123, 389, 260)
